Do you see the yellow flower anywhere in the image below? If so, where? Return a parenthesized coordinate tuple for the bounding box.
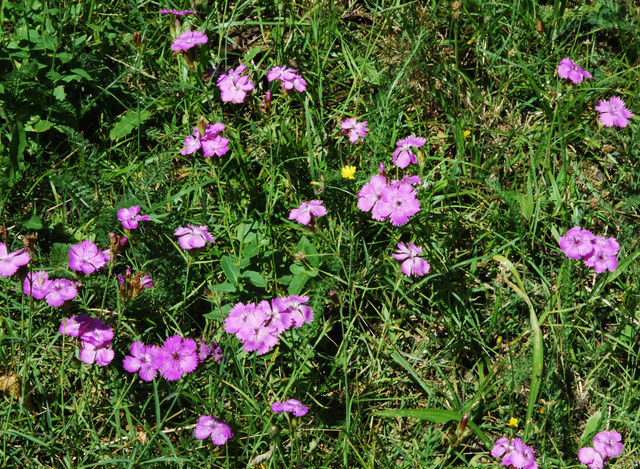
(507, 417, 518, 427)
(463, 129, 471, 138)
(341, 165, 356, 179)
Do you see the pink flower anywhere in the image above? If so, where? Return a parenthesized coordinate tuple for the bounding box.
(582, 236, 619, 273)
(267, 66, 307, 92)
(340, 117, 369, 143)
(0, 242, 30, 277)
(593, 430, 623, 458)
(170, 31, 208, 51)
(357, 174, 388, 219)
(123, 341, 160, 381)
(181, 128, 202, 155)
(118, 206, 151, 230)
(271, 399, 308, 417)
(491, 437, 513, 458)
(392, 135, 426, 168)
(80, 327, 115, 366)
(578, 447, 605, 469)
(59, 315, 94, 337)
(160, 9, 196, 15)
(559, 226, 596, 259)
(197, 339, 225, 364)
(174, 224, 215, 249)
(492, 438, 537, 469)
(217, 64, 254, 103)
(288, 200, 327, 225)
(23, 270, 51, 299)
(194, 415, 233, 445)
(392, 242, 430, 277)
(557, 58, 592, 84)
(282, 295, 313, 327)
(153, 335, 199, 381)
(595, 96, 634, 128)
(377, 183, 421, 226)
(45, 279, 78, 307)
(69, 240, 109, 274)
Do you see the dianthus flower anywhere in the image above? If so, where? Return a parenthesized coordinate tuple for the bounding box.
(583, 236, 619, 274)
(118, 206, 151, 230)
(559, 226, 595, 259)
(181, 123, 229, 157)
(267, 66, 307, 92)
(59, 314, 94, 337)
(357, 174, 389, 220)
(217, 64, 254, 103)
(282, 295, 313, 327)
(123, 341, 160, 381)
(557, 58, 592, 84)
(595, 96, 634, 128)
(197, 339, 225, 364)
(174, 224, 215, 250)
(578, 430, 623, 469)
(170, 30, 208, 51)
(0, 242, 30, 277)
(377, 182, 421, 226)
(392, 242, 430, 277)
(194, 415, 233, 445)
(80, 326, 115, 366)
(393, 135, 426, 169)
(23, 270, 51, 299)
(288, 200, 327, 225)
(46, 279, 78, 307)
(271, 399, 308, 417)
(491, 437, 537, 469)
(153, 334, 199, 381)
(68, 240, 109, 274)
(340, 117, 368, 143)
(160, 9, 196, 15)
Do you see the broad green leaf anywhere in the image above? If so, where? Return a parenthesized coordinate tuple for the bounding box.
(220, 255, 239, 284)
(109, 110, 152, 140)
(288, 271, 309, 296)
(296, 236, 321, 267)
(211, 282, 236, 293)
(23, 214, 44, 230)
(242, 270, 266, 288)
(242, 243, 260, 259)
(580, 411, 602, 444)
(52, 85, 66, 101)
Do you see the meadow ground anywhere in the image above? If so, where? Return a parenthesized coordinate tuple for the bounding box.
(1, 0, 640, 467)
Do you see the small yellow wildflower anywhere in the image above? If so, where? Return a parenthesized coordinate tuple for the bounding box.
(496, 336, 502, 345)
(463, 129, 471, 138)
(507, 417, 518, 427)
(341, 165, 356, 179)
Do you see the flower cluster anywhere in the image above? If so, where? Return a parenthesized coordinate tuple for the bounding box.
(267, 66, 307, 93)
(123, 336, 223, 382)
(392, 135, 426, 169)
(217, 64, 255, 103)
(340, 117, 369, 143)
(289, 200, 327, 226)
(557, 58, 592, 84)
(357, 165, 421, 226)
(59, 316, 115, 366)
(224, 296, 313, 355)
(271, 398, 308, 417)
(392, 242, 430, 277)
(559, 226, 619, 274)
(491, 437, 537, 469)
(174, 224, 215, 250)
(595, 97, 633, 128)
(0, 242, 30, 277)
(181, 123, 229, 158)
(118, 206, 151, 230)
(578, 430, 623, 469)
(24, 271, 78, 307)
(171, 30, 208, 51)
(118, 268, 154, 302)
(194, 415, 233, 446)
(69, 240, 110, 274)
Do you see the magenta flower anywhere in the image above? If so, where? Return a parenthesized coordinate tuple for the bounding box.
(0, 242, 30, 277)
(45, 279, 78, 307)
(160, 9, 196, 15)
(578, 447, 605, 469)
(595, 96, 634, 128)
(23, 270, 51, 299)
(392, 242, 431, 277)
(69, 240, 109, 274)
(79, 326, 115, 366)
(583, 236, 619, 273)
(174, 224, 215, 250)
(153, 335, 199, 381)
(181, 127, 202, 155)
(267, 66, 307, 92)
(491, 438, 537, 469)
(357, 174, 389, 220)
(118, 206, 151, 230)
(123, 341, 160, 381)
(559, 226, 596, 259)
(283, 295, 313, 327)
(491, 437, 513, 458)
(593, 430, 623, 458)
(242, 323, 280, 355)
(170, 30, 208, 51)
(271, 399, 308, 417)
(197, 339, 225, 364)
(340, 117, 368, 143)
(194, 415, 233, 445)
(59, 315, 94, 337)
(557, 58, 592, 84)
(217, 64, 254, 103)
(392, 135, 426, 168)
(377, 183, 421, 226)
(288, 200, 327, 225)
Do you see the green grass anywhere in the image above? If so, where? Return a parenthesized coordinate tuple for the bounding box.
(1, 0, 640, 467)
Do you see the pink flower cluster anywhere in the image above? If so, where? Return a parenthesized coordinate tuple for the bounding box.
(217, 64, 255, 103)
(69, 240, 110, 274)
(0, 242, 30, 277)
(194, 415, 233, 446)
(559, 227, 619, 274)
(578, 430, 623, 469)
(340, 117, 369, 143)
(171, 31, 208, 51)
(181, 123, 229, 158)
(24, 271, 78, 307)
(491, 437, 537, 469)
(174, 224, 215, 250)
(557, 58, 592, 84)
(224, 296, 313, 355)
(123, 336, 224, 382)
(392, 242, 430, 277)
(271, 398, 308, 417)
(118, 206, 151, 230)
(289, 200, 326, 225)
(267, 66, 307, 93)
(59, 315, 115, 366)
(358, 164, 421, 226)
(393, 135, 426, 169)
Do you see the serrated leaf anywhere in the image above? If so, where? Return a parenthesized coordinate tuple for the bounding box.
(52, 85, 66, 101)
(109, 110, 152, 141)
(242, 270, 266, 288)
(220, 255, 239, 284)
